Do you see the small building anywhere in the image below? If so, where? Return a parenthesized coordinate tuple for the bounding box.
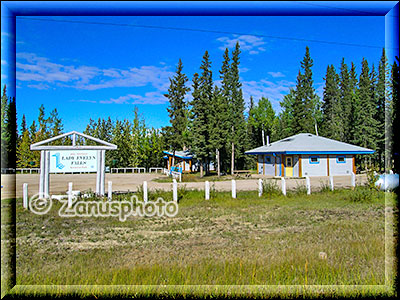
(245, 133, 374, 177)
(163, 150, 194, 172)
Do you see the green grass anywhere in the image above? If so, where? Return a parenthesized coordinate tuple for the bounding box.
(153, 171, 256, 183)
(7, 186, 396, 297)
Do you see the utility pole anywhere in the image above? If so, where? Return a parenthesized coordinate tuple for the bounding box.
(216, 148, 220, 177)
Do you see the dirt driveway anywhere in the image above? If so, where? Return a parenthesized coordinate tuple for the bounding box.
(1, 173, 367, 199)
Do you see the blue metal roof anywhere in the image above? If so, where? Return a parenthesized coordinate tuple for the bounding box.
(163, 150, 193, 160)
(245, 133, 374, 155)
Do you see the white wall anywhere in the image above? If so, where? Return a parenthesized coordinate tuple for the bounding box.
(301, 155, 328, 177)
(258, 155, 263, 174)
(329, 155, 353, 175)
(264, 155, 275, 176)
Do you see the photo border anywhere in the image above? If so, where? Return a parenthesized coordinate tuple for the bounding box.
(1, 1, 399, 298)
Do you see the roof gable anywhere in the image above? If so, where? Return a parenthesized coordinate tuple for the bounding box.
(30, 131, 117, 151)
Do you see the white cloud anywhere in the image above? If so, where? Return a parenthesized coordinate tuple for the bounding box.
(267, 71, 285, 78)
(216, 35, 266, 55)
(16, 52, 174, 92)
(242, 78, 296, 112)
(80, 91, 168, 105)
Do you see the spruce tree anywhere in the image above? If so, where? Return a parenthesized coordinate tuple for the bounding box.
(1, 85, 9, 168)
(230, 42, 247, 170)
(376, 49, 388, 171)
(352, 58, 379, 168)
(164, 59, 190, 165)
(219, 48, 233, 173)
(339, 58, 353, 142)
(190, 51, 213, 176)
(5, 95, 17, 169)
(321, 65, 341, 139)
(391, 57, 399, 173)
(292, 46, 318, 134)
(209, 85, 227, 176)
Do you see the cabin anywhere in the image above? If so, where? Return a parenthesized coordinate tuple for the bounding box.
(163, 150, 194, 172)
(245, 133, 374, 177)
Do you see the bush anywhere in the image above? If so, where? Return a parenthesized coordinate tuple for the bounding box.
(348, 187, 374, 203)
(366, 169, 380, 190)
(262, 179, 280, 199)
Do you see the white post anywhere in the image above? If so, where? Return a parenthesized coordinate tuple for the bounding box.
(23, 183, 28, 209)
(281, 177, 286, 196)
(351, 172, 356, 188)
(232, 179, 236, 199)
(179, 172, 182, 182)
(100, 150, 106, 196)
(306, 176, 311, 195)
(143, 181, 148, 203)
(44, 150, 50, 197)
(205, 181, 210, 200)
(258, 179, 263, 197)
(39, 150, 45, 198)
(173, 179, 178, 202)
(329, 175, 334, 191)
(108, 181, 112, 201)
(68, 182, 73, 208)
(96, 150, 101, 195)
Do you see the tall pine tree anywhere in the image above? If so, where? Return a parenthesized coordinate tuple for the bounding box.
(292, 46, 319, 134)
(164, 59, 190, 165)
(321, 64, 341, 139)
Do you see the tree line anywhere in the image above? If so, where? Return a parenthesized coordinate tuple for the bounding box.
(164, 44, 398, 175)
(1, 43, 398, 174)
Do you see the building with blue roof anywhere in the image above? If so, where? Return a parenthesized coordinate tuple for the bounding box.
(245, 133, 374, 177)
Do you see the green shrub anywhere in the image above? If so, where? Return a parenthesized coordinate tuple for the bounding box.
(262, 179, 280, 199)
(348, 187, 374, 203)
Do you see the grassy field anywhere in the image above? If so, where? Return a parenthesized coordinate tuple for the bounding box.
(6, 185, 397, 297)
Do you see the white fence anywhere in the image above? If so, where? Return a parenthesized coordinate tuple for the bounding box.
(111, 167, 146, 174)
(20, 173, 360, 209)
(17, 168, 40, 174)
(149, 167, 164, 173)
(1, 168, 15, 174)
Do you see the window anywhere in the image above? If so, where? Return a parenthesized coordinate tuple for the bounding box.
(265, 156, 271, 163)
(309, 156, 320, 164)
(336, 155, 346, 163)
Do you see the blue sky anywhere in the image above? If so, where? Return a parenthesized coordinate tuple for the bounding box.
(3, 15, 387, 132)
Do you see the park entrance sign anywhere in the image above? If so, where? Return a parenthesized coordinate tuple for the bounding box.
(49, 150, 98, 173)
(30, 131, 117, 197)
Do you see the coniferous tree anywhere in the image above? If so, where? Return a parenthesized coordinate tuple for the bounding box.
(5, 95, 17, 168)
(190, 51, 213, 176)
(391, 57, 399, 173)
(219, 48, 233, 173)
(209, 85, 228, 176)
(1, 85, 9, 168)
(339, 58, 353, 143)
(19, 114, 27, 143)
(321, 65, 341, 139)
(352, 58, 379, 169)
(229, 42, 247, 170)
(375, 49, 388, 171)
(292, 46, 319, 134)
(164, 59, 190, 165)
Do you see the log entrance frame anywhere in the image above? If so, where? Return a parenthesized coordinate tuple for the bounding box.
(30, 131, 117, 197)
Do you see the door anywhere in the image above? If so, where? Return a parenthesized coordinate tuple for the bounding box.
(285, 156, 293, 177)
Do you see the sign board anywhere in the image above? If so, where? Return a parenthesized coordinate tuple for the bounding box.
(49, 150, 98, 173)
